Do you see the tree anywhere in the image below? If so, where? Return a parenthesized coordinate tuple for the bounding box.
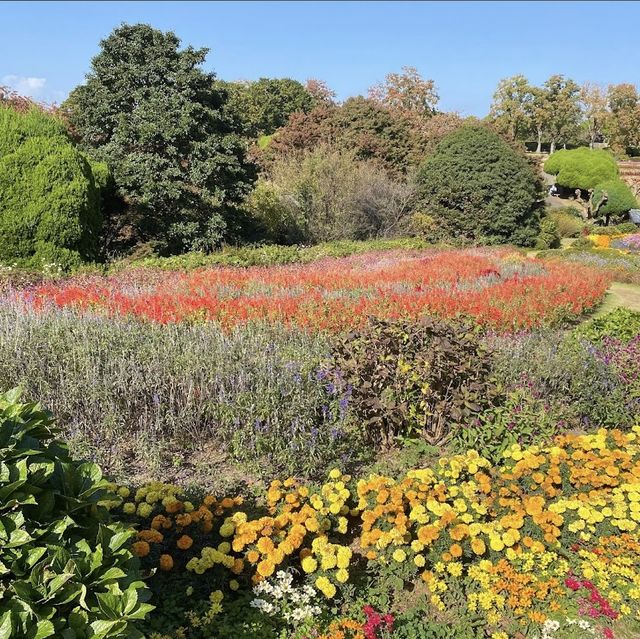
(489, 75, 534, 142)
(64, 23, 256, 254)
(368, 66, 439, 116)
(264, 97, 426, 177)
(605, 83, 640, 156)
(542, 75, 582, 153)
(0, 105, 103, 269)
(580, 82, 609, 149)
(305, 78, 337, 106)
(222, 77, 315, 137)
(528, 86, 551, 153)
(544, 148, 618, 191)
(417, 124, 542, 246)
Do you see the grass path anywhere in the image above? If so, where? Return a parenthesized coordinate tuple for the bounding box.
(593, 281, 640, 317)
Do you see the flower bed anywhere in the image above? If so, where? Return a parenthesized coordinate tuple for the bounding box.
(104, 425, 640, 638)
(21, 249, 610, 331)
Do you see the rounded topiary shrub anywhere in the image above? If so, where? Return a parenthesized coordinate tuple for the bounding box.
(417, 124, 541, 246)
(0, 106, 103, 269)
(591, 179, 637, 219)
(544, 147, 618, 191)
(329, 316, 501, 446)
(0, 389, 152, 638)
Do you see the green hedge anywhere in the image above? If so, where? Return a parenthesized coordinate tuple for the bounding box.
(0, 106, 103, 270)
(544, 147, 618, 190)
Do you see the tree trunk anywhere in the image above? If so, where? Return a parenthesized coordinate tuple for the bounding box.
(536, 128, 542, 153)
(550, 139, 556, 154)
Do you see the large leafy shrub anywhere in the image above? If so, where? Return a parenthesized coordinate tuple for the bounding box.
(417, 124, 541, 245)
(543, 147, 618, 190)
(535, 215, 561, 249)
(329, 317, 501, 445)
(0, 389, 152, 638)
(0, 106, 103, 269)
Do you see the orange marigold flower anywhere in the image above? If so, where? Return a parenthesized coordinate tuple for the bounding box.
(176, 535, 193, 550)
(165, 500, 183, 514)
(132, 541, 150, 558)
(159, 554, 174, 571)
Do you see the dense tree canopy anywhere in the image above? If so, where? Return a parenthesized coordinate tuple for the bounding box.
(221, 77, 315, 137)
(64, 23, 256, 254)
(417, 124, 541, 245)
(591, 179, 637, 221)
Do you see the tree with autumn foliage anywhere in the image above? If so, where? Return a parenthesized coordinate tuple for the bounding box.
(368, 66, 439, 117)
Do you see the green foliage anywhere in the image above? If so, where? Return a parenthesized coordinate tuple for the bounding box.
(329, 317, 501, 446)
(535, 215, 561, 249)
(548, 208, 586, 238)
(544, 147, 618, 190)
(417, 124, 541, 246)
(0, 389, 152, 638)
(595, 221, 639, 235)
(64, 23, 256, 254)
(574, 307, 640, 344)
(0, 106, 102, 270)
(591, 178, 637, 218)
(450, 387, 562, 463)
(220, 78, 314, 137)
(110, 237, 431, 272)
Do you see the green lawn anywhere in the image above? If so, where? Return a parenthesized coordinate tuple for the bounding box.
(593, 281, 640, 316)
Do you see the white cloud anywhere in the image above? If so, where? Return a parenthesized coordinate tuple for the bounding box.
(1, 74, 47, 99)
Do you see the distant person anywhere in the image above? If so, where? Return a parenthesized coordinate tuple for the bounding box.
(548, 184, 558, 196)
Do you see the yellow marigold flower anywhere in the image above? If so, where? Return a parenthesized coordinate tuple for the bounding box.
(218, 542, 231, 554)
(329, 468, 341, 479)
(137, 503, 153, 518)
(219, 522, 235, 537)
(117, 487, 130, 499)
(447, 562, 462, 577)
(471, 538, 486, 555)
(301, 557, 318, 573)
(177, 535, 193, 550)
(449, 543, 463, 558)
(392, 549, 406, 562)
(123, 502, 136, 515)
(132, 541, 150, 558)
(246, 550, 260, 564)
(336, 568, 349, 583)
(414, 554, 426, 568)
(229, 579, 239, 591)
(159, 554, 174, 571)
(257, 559, 275, 577)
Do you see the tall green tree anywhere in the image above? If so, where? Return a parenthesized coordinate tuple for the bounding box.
(64, 23, 255, 254)
(222, 77, 315, 137)
(542, 75, 582, 153)
(580, 82, 609, 149)
(489, 75, 534, 142)
(605, 83, 640, 156)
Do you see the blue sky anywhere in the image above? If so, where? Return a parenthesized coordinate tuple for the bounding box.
(2, 1, 640, 116)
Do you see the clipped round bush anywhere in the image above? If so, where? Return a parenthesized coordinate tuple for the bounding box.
(544, 148, 618, 191)
(329, 316, 501, 446)
(591, 179, 638, 219)
(0, 106, 102, 270)
(535, 215, 561, 250)
(0, 389, 152, 638)
(417, 124, 541, 246)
